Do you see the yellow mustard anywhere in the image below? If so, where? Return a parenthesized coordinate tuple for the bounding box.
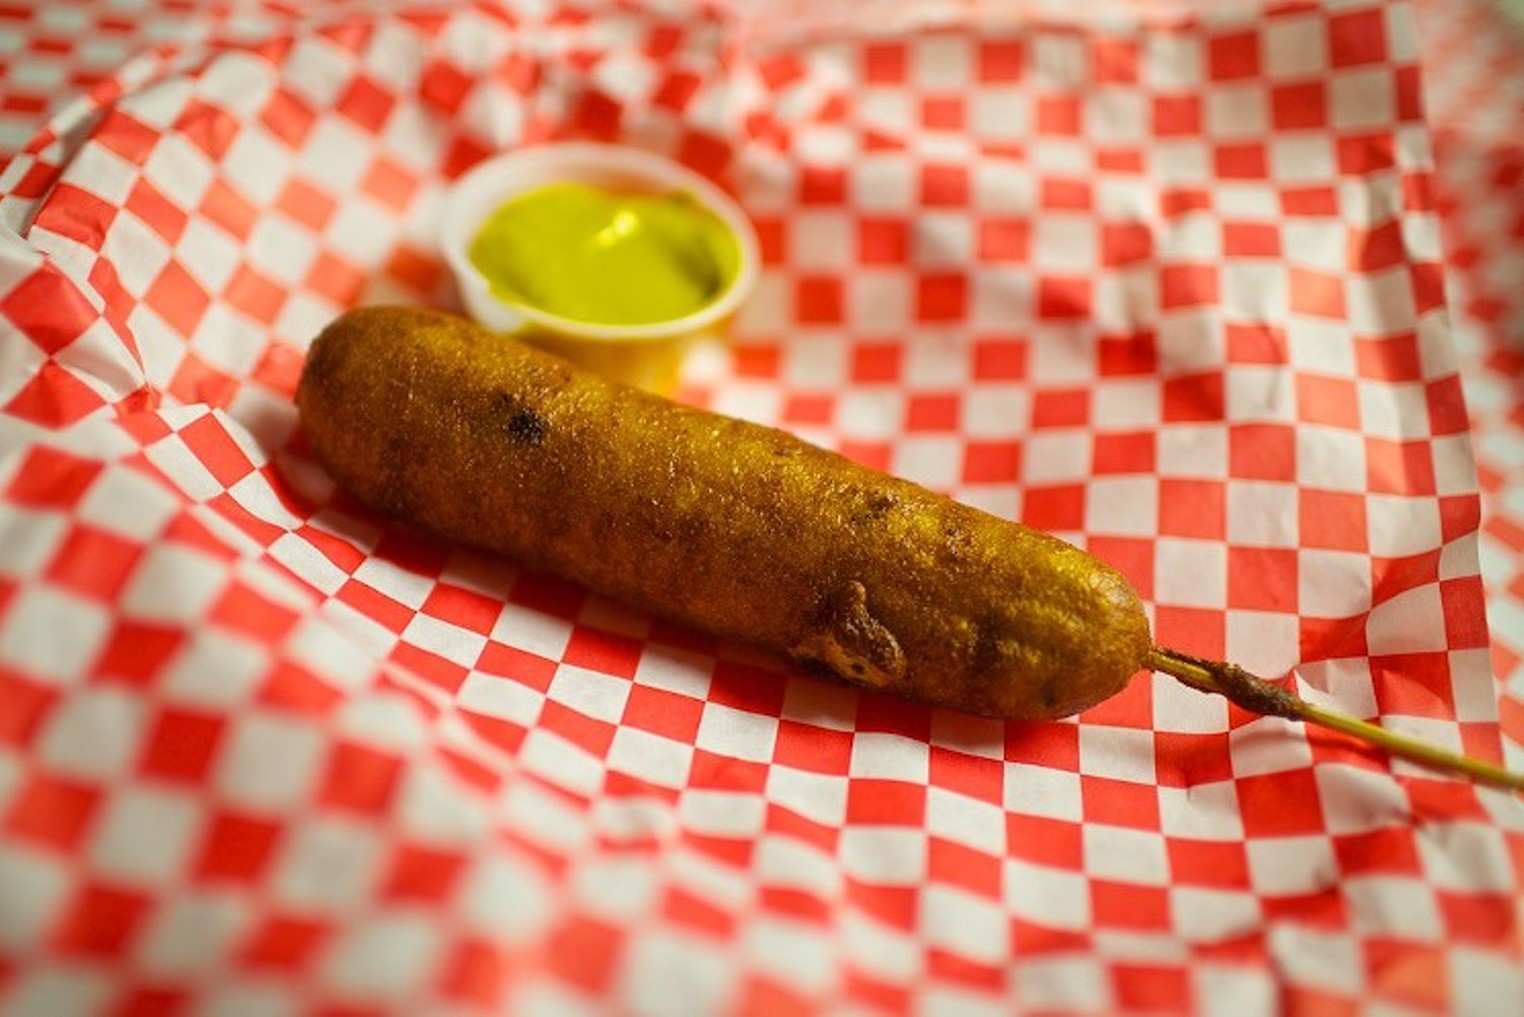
(468, 181, 742, 327)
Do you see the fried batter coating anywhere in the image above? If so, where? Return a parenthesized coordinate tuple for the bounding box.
(296, 307, 1152, 719)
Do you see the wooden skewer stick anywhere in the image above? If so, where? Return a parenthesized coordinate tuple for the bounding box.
(1146, 647, 1524, 793)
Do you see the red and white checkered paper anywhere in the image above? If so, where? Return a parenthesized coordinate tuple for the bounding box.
(1, 1, 1522, 1014)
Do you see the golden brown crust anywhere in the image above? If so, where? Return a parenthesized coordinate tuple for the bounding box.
(295, 306, 1153, 719)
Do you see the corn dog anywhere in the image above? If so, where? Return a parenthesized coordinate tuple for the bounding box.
(293, 306, 1524, 790)
(296, 306, 1150, 719)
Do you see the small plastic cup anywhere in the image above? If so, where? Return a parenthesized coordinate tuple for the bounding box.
(441, 142, 760, 393)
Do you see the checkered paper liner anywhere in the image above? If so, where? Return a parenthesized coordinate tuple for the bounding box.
(1418, 0, 1524, 769)
(1, 1, 1522, 1014)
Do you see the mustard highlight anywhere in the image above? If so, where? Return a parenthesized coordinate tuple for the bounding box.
(468, 181, 742, 327)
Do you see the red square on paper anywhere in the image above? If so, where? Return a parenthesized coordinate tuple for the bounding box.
(96, 110, 159, 164)
(421, 58, 474, 114)
(906, 393, 959, 431)
(1271, 81, 1327, 131)
(846, 779, 926, 825)
(145, 261, 211, 337)
(200, 179, 259, 241)
(1296, 374, 1360, 429)
(95, 620, 183, 687)
(1328, 9, 1388, 67)
(1366, 438, 1435, 495)
(799, 165, 846, 204)
(211, 581, 300, 642)
(1152, 606, 1225, 661)
(179, 412, 255, 488)
(1024, 484, 1085, 533)
(1036, 96, 1082, 135)
(1222, 222, 1281, 258)
(978, 40, 1024, 82)
(6, 448, 102, 512)
(174, 98, 239, 161)
(851, 343, 902, 383)
(1226, 322, 1288, 364)
(1229, 423, 1296, 481)
(195, 812, 282, 882)
(304, 252, 367, 306)
(863, 42, 906, 83)
(1153, 95, 1201, 136)
(1167, 837, 1250, 888)
(1209, 30, 1260, 80)
(421, 582, 502, 635)
(1162, 372, 1225, 422)
(1091, 880, 1170, 930)
(1098, 331, 1157, 375)
(5, 774, 100, 851)
(1282, 185, 1339, 217)
(928, 839, 1001, 895)
(1353, 333, 1420, 381)
(45, 526, 142, 602)
(917, 274, 967, 321)
(1349, 220, 1406, 272)
(1115, 965, 1190, 1011)
(654, 69, 702, 113)
(319, 741, 403, 815)
(1290, 268, 1347, 319)
(1093, 432, 1155, 474)
(51, 885, 150, 956)
(336, 75, 397, 132)
(1426, 375, 1470, 436)
(1088, 536, 1154, 601)
(0, 674, 54, 747)
(140, 708, 225, 782)
(962, 441, 1021, 483)
(973, 339, 1027, 380)
(1092, 37, 1140, 83)
(537, 700, 616, 757)
(1227, 546, 1298, 612)
(1237, 768, 1324, 835)
(1370, 653, 1457, 720)
(1159, 480, 1225, 539)
(1338, 132, 1397, 176)
(1, 270, 93, 356)
(1101, 222, 1152, 266)
(383, 844, 466, 901)
(773, 720, 851, 774)
(1161, 265, 1219, 310)
(1082, 777, 1160, 830)
(360, 157, 420, 212)
(796, 277, 844, 324)
(929, 747, 1002, 802)
(623, 684, 704, 742)
(858, 219, 908, 264)
(1040, 178, 1092, 211)
(563, 626, 643, 678)
(979, 219, 1031, 262)
(1299, 489, 1368, 551)
(1037, 276, 1092, 319)
(224, 264, 287, 326)
(1004, 813, 1082, 868)
(1442, 576, 1489, 649)
(260, 88, 316, 148)
(921, 164, 968, 206)
(1031, 388, 1089, 428)
(1215, 144, 1268, 179)
(125, 179, 189, 245)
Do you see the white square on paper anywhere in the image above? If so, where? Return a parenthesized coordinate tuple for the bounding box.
(88, 785, 204, 886)
(1154, 538, 1228, 609)
(1082, 824, 1169, 885)
(1245, 834, 1336, 897)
